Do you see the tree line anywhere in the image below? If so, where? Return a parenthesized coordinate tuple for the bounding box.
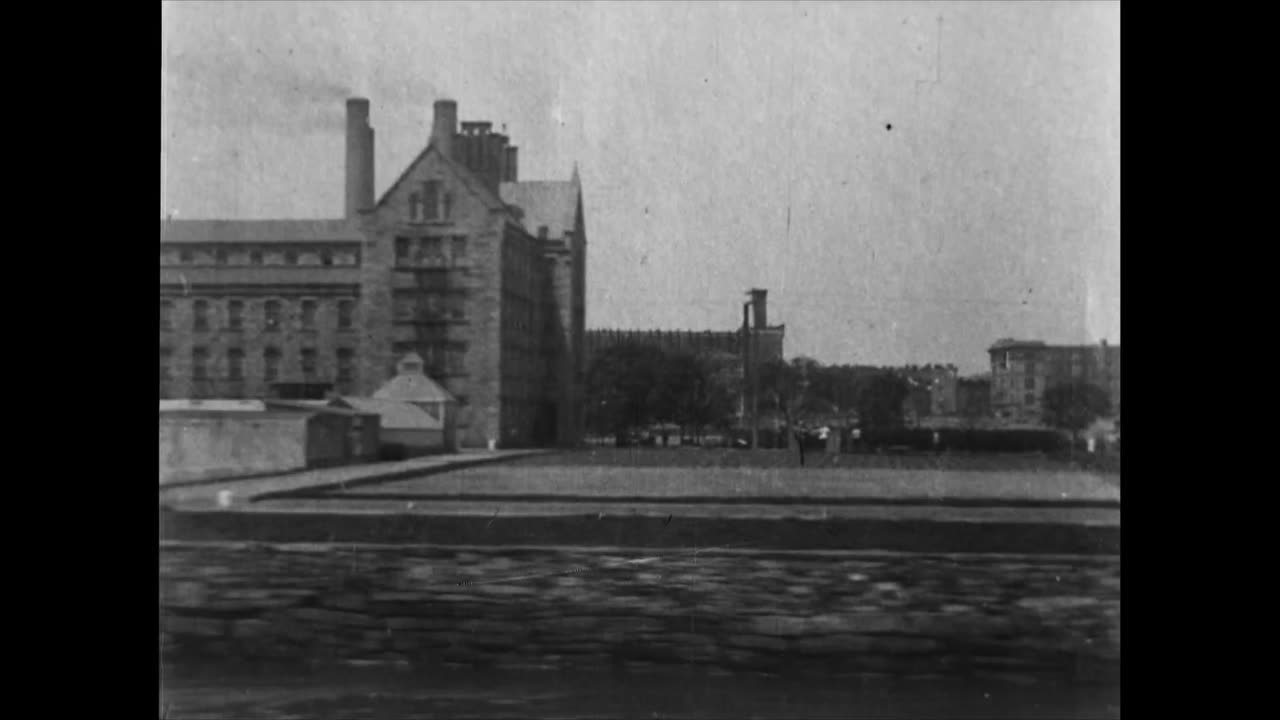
(583, 344, 921, 445)
(584, 343, 1115, 448)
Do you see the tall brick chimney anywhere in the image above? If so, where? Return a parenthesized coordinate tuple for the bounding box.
(431, 99, 458, 159)
(750, 289, 768, 329)
(345, 98, 375, 218)
(504, 146, 519, 182)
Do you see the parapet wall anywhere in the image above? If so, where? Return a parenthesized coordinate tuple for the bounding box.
(160, 542, 1120, 684)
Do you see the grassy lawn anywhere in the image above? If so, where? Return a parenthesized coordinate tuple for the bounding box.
(512, 447, 1120, 475)
(341, 463, 1120, 504)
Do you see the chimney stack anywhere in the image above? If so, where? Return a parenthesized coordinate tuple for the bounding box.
(345, 98, 375, 218)
(504, 146, 519, 182)
(749, 289, 768, 330)
(431, 99, 458, 159)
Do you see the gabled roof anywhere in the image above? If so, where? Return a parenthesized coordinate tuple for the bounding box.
(499, 178, 580, 239)
(334, 397, 443, 431)
(374, 373, 456, 404)
(159, 219, 362, 244)
(263, 399, 378, 418)
(374, 143, 509, 214)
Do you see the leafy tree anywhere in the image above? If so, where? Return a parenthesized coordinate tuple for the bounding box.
(584, 343, 667, 445)
(648, 351, 703, 443)
(856, 372, 911, 432)
(693, 350, 743, 438)
(1042, 380, 1111, 445)
(758, 357, 835, 464)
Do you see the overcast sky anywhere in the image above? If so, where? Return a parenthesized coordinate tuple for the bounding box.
(161, 1, 1119, 375)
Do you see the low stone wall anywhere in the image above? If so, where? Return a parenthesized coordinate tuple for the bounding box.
(160, 542, 1120, 684)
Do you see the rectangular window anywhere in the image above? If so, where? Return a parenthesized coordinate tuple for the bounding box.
(160, 301, 173, 330)
(1024, 391, 1036, 406)
(227, 300, 244, 330)
(301, 348, 317, 377)
(284, 250, 298, 265)
(264, 300, 282, 332)
(160, 348, 172, 381)
(192, 299, 210, 332)
(409, 193, 425, 223)
(396, 237, 411, 265)
(338, 299, 355, 329)
(301, 299, 317, 330)
(192, 347, 209, 380)
(1024, 376, 1035, 391)
(227, 348, 244, 380)
(179, 249, 193, 264)
(423, 181, 440, 220)
(249, 250, 263, 265)
(215, 248, 228, 264)
(452, 236, 467, 265)
(336, 349, 355, 383)
(418, 237, 443, 266)
(264, 348, 281, 383)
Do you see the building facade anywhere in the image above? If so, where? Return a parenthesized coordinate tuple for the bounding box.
(584, 289, 785, 368)
(160, 97, 586, 449)
(988, 339, 1121, 424)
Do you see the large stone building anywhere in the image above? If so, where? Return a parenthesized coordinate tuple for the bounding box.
(988, 339, 1120, 424)
(160, 97, 587, 449)
(584, 289, 785, 368)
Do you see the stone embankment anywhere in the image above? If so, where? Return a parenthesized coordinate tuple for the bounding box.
(160, 543, 1120, 684)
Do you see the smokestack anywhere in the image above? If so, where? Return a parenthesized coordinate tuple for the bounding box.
(431, 99, 458, 159)
(505, 146, 519, 182)
(750, 289, 768, 330)
(345, 98, 375, 218)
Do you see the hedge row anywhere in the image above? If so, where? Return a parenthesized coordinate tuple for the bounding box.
(848, 428, 1070, 454)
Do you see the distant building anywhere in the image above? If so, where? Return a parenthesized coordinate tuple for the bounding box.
(988, 339, 1121, 424)
(956, 376, 993, 419)
(372, 353, 459, 451)
(160, 96, 586, 449)
(898, 365, 959, 417)
(331, 396, 445, 459)
(159, 400, 361, 485)
(584, 289, 785, 366)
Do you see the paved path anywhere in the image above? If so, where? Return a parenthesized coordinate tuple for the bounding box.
(243, 497, 1120, 526)
(333, 465, 1120, 505)
(158, 450, 549, 510)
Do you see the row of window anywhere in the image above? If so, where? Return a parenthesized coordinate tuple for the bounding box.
(394, 235, 468, 267)
(161, 246, 360, 267)
(408, 181, 450, 223)
(160, 347, 356, 383)
(391, 292, 466, 323)
(161, 298, 356, 332)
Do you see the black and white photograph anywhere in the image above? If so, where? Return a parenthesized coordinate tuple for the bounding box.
(159, 1, 1120, 717)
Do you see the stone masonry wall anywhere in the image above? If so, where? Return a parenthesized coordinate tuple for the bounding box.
(160, 543, 1119, 684)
